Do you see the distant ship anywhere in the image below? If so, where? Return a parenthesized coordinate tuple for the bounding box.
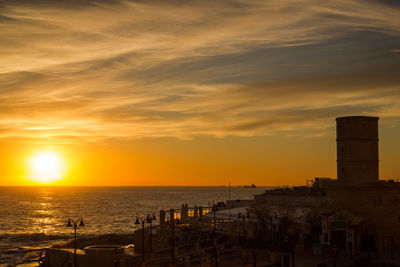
(243, 184, 257, 188)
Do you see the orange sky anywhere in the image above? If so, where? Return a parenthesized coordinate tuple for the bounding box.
(1, 127, 399, 186)
(0, 0, 400, 186)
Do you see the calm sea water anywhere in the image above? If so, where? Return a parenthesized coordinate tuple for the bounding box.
(0, 186, 266, 266)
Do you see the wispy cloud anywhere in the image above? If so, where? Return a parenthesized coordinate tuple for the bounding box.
(1, 0, 400, 142)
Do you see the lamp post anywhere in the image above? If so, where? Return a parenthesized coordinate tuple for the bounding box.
(211, 205, 219, 267)
(238, 212, 249, 237)
(135, 217, 146, 264)
(66, 218, 85, 267)
(265, 212, 277, 240)
(166, 217, 181, 266)
(265, 212, 278, 249)
(212, 205, 218, 233)
(146, 214, 156, 254)
(238, 212, 250, 264)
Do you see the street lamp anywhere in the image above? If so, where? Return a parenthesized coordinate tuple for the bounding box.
(264, 212, 278, 239)
(238, 212, 250, 264)
(166, 217, 181, 266)
(212, 205, 218, 233)
(66, 218, 85, 267)
(135, 217, 146, 264)
(211, 205, 219, 267)
(263, 212, 278, 249)
(238, 212, 250, 236)
(146, 214, 156, 254)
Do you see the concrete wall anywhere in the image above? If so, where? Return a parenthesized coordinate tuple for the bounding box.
(44, 248, 135, 267)
(326, 185, 400, 260)
(226, 199, 254, 209)
(254, 194, 329, 208)
(327, 186, 400, 232)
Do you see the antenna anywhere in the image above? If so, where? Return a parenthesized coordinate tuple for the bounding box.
(228, 181, 231, 220)
(229, 181, 231, 201)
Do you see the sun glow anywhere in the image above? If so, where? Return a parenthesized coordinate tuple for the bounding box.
(28, 151, 65, 184)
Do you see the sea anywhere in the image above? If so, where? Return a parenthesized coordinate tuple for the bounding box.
(0, 186, 267, 266)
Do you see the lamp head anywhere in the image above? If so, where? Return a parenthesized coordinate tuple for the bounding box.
(66, 219, 72, 227)
(152, 214, 156, 220)
(79, 219, 85, 227)
(134, 217, 140, 225)
(146, 215, 151, 223)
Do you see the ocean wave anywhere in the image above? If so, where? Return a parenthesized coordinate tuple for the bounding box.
(0, 233, 68, 243)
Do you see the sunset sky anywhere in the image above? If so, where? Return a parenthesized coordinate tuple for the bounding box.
(1, 0, 400, 186)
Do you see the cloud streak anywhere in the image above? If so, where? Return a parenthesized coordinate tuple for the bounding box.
(0, 0, 400, 142)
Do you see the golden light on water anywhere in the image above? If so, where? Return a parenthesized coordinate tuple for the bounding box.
(27, 151, 66, 184)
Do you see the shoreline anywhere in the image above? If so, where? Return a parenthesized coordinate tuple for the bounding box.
(1, 233, 135, 267)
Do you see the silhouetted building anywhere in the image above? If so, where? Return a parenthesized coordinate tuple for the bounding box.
(254, 115, 400, 261)
(336, 116, 379, 185)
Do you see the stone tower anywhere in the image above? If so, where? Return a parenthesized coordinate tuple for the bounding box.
(336, 116, 379, 185)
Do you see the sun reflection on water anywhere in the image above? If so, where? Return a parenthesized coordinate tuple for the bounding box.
(32, 191, 57, 234)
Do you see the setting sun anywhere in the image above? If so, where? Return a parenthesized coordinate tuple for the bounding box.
(27, 151, 65, 184)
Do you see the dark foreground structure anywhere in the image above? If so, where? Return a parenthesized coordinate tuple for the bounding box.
(42, 116, 400, 267)
(254, 116, 400, 265)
